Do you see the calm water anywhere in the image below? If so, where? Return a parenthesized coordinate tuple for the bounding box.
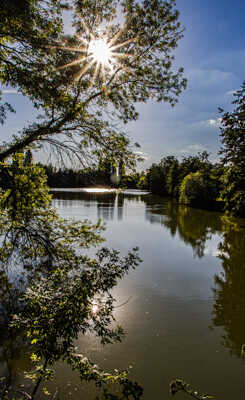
(7, 189, 245, 399)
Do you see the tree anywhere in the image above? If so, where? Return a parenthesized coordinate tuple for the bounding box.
(145, 162, 167, 194)
(219, 83, 245, 217)
(166, 158, 179, 198)
(0, 0, 186, 165)
(0, 152, 143, 399)
(0, 1, 187, 397)
(178, 151, 211, 181)
(145, 156, 178, 195)
(220, 166, 245, 217)
(219, 83, 245, 166)
(179, 170, 217, 210)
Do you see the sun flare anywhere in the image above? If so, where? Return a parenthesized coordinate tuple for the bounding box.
(88, 39, 112, 65)
(57, 20, 135, 87)
(91, 304, 98, 314)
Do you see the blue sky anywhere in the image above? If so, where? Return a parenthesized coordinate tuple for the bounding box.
(1, 0, 245, 168)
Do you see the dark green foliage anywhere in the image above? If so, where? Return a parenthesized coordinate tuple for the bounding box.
(144, 152, 214, 198)
(0, 1, 188, 397)
(179, 170, 218, 210)
(136, 172, 148, 190)
(121, 172, 141, 189)
(179, 171, 202, 206)
(0, 0, 68, 109)
(145, 156, 178, 195)
(219, 83, 245, 166)
(219, 83, 245, 217)
(220, 165, 245, 217)
(170, 379, 214, 399)
(0, 0, 186, 165)
(166, 158, 179, 198)
(179, 151, 211, 180)
(143, 152, 221, 211)
(40, 163, 110, 188)
(0, 155, 143, 398)
(145, 163, 167, 195)
(37, 161, 132, 188)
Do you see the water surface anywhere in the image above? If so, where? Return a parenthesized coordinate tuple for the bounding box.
(14, 189, 245, 399)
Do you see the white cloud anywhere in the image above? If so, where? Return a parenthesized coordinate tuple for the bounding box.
(1, 89, 18, 94)
(208, 118, 222, 127)
(198, 118, 222, 128)
(186, 68, 234, 89)
(135, 151, 148, 160)
(226, 89, 237, 96)
(178, 143, 209, 155)
(204, 247, 221, 257)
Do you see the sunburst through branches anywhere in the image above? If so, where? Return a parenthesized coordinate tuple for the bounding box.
(57, 20, 135, 88)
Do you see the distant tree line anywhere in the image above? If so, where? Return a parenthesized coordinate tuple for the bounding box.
(137, 145, 244, 217)
(31, 160, 142, 189)
(26, 144, 242, 218)
(137, 151, 223, 211)
(39, 163, 113, 188)
(1, 84, 244, 219)
(138, 83, 245, 218)
(0, 158, 126, 189)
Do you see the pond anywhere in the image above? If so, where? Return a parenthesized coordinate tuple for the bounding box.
(4, 189, 245, 399)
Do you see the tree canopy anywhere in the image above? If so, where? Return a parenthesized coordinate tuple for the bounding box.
(219, 83, 245, 217)
(0, 0, 186, 165)
(0, 1, 187, 398)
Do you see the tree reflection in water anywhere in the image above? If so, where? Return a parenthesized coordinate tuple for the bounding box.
(61, 191, 245, 362)
(145, 197, 222, 258)
(0, 158, 142, 399)
(212, 218, 245, 358)
(155, 199, 245, 359)
(3, 181, 245, 396)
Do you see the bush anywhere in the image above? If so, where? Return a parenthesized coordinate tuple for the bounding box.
(220, 166, 245, 217)
(179, 171, 217, 209)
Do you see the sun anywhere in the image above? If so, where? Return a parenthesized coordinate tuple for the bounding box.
(88, 39, 112, 65)
(57, 20, 135, 87)
(91, 303, 98, 314)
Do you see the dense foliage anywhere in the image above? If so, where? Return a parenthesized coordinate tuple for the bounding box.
(139, 82, 245, 217)
(140, 151, 222, 211)
(219, 83, 245, 217)
(0, 0, 186, 165)
(179, 170, 218, 209)
(0, 153, 143, 399)
(132, 84, 245, 217)
(34, 160, 125, 188)
(0, 0, 188, 398)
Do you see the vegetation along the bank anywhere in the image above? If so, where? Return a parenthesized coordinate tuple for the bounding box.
(29, 83, 245, 219)
(140, 84, 245, 218)
(0, 0, 188, 398)
(0, 0, 244, 399)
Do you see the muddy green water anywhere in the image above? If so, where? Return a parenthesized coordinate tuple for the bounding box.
(6, 189, 245, 399)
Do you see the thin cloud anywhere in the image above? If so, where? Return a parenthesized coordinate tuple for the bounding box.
(135, 151, 148, 160)
(208, 118, 222, 127)
(198, 118, 222, 128)
(178, 143, 209, 155)
(1, 89, 18, 94)
(226, 89, 237, 96)
(186, 68, 234, 89)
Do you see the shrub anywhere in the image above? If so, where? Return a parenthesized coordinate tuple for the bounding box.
(179, 171, 217, 209)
